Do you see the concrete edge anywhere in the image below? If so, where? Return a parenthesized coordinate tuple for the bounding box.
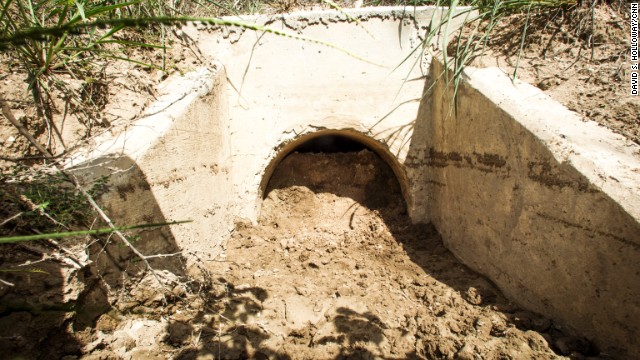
(64, 66, 220, 170)
(462, 65, 640, 227)
(219, 6, 471, 24)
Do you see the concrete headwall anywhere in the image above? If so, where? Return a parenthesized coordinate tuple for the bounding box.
(212, 7, 445, 221)
(407, 58, 640, 357)
(179, 6, 466, 221)
(67, 65, 237, 273)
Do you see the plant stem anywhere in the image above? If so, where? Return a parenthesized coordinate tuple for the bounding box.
(0, 97, 53, 158)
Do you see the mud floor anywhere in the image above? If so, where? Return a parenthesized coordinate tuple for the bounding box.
(178, 150, 597, 359)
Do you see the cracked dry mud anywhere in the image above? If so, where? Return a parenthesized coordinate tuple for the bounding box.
(182, 150, 596, 359)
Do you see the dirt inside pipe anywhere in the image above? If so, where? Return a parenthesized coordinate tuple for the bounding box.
(197, 149, 596, 359)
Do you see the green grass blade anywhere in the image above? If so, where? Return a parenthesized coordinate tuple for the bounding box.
(74, 0, 86, 21)
(0, 16, 384, 66)
(513, 1, 533, 81)
(0, 220, 192, 244)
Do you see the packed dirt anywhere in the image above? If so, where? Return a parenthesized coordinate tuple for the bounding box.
(68, 150, 599, 359)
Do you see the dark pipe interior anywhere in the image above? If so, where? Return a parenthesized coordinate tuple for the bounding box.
(293, 135, 369, 153)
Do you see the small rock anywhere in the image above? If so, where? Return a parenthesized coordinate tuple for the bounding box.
(172, 284, 187, 297)
(234, 283, 251, 291)
(95, 314, 118, 333)
(336, 285, 355, 297)
(210, 283, 227, 298)
(524, 330, 549, 352)
(456, 342, 476, 360)
(449, 321, 461, 334)
(474, 316, 492, 337)
(437, 338, 457, 358)
(490, 319, 507, 337)
(464, 287, 482, 305)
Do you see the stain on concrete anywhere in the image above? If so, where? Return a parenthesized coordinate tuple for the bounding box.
(474, 152, 507, 168)
(406, 148, 510, 176)
(536, 212, 640, 250)
(527, 161, 595, 193)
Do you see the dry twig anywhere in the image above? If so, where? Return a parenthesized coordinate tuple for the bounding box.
(1, 97, 178, 299)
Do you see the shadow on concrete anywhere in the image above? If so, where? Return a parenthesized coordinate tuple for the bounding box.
(76, 155, 185, 286)
(0, 155, 186, 358)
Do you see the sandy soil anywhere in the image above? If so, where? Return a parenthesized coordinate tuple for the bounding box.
(0, 29, 199, 167)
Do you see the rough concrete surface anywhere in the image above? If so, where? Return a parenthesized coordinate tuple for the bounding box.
(67, 64, 237, 271)
(406, 57, 640, 358)
(182, 6, 466, 221)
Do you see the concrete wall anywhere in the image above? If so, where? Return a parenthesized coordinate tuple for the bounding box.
(406, 58, 640, 358)
(67, 65, 237, 273)
(66, 7, 454, 272)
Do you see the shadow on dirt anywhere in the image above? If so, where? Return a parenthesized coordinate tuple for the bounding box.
(171, 279, 291, 360)
(0, 155, 187, 359)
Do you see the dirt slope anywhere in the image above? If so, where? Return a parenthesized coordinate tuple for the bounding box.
(166, 150, 596, 359)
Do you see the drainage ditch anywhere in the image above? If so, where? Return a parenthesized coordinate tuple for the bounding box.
(205, 138, 597, 358)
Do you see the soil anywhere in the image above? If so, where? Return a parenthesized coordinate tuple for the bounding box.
(0, 28, 200, 167)
(76, 150, 598, 359)
(466, 3, 639, 144)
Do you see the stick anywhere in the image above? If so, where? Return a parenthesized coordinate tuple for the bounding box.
(1, 98, 52, 158)
(1, 98, 178, 296)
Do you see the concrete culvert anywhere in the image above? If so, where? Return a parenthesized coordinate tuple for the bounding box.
(59, 5, 640, 358)
(259, 131, 412, 211)
(265, 141, 403, 211)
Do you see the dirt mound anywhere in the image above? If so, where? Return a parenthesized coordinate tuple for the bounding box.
(163, 150, 595, 359)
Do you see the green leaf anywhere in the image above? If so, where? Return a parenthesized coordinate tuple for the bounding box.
(35, 201, 49, 210)
(0, 220, 192, 244)
(74, 0, 86, 21)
